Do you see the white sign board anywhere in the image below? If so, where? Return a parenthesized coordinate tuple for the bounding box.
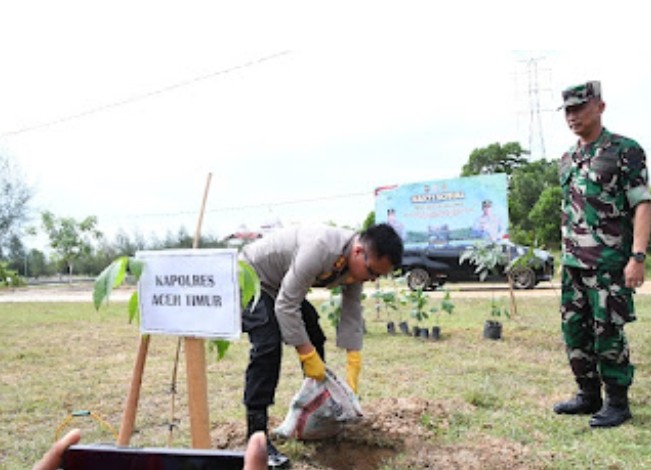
(136, 249, 241, 339)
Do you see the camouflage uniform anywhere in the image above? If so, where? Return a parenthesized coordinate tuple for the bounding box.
(560, 126, 651, 387)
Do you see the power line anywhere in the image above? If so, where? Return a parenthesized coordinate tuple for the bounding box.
(105, 190, 372, 220)
(0, 50, 291, 139)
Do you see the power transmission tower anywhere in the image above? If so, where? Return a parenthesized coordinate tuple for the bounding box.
(515, 56, 552, 161)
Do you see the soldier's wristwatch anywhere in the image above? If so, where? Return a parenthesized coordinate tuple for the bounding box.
(631, 252, 647, 263)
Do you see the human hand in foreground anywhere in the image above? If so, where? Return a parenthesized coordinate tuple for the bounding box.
(33, 428, 81, 470)
(244, 431, 267, 470)
(346, 350, 362, 394)
(298, 347, 326, 381)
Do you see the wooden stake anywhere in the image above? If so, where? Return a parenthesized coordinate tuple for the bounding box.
(184, 337, 211, 448)
(506, 246, 518, 318)
(193, 173, 212, 250)
(116, 334, 150, 446)
(167, 338, 182, 447)
(184, 172, 213, 448)
(508, 275, 518, 318)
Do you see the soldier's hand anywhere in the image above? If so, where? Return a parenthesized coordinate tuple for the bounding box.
(624, 258, 646, 289)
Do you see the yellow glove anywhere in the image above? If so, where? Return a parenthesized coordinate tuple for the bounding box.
(298, 349, 326, 381)
(346, 350, 362, 394)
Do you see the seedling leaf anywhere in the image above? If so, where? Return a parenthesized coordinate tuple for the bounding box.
(93, 256, 129, 310)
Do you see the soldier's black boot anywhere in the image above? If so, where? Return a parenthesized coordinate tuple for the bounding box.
(589, 385, 632, 428)
(553, 380, 602, 415)
(247, 409, 291, 468)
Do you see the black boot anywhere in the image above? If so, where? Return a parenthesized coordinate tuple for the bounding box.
(589, 385, 632, 428)
(247, 409, 291, 468)
(553, 380, 602, 415)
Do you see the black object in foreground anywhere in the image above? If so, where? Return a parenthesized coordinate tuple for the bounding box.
(63, 444, 245, 470)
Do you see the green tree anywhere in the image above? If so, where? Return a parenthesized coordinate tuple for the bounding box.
(508, 159, 560, 247)
(528, 186, 562, 249)
(199, 233, 229, 249)
(363, 211, 375, 230)
(461, 142, 529, 176)
(41, 211, 103, 280)
(5, 234, 27, 276)
(0, 261, 24, 287)
(158, 226, 194, 249)
(174, 226, 193, 248)
(0, 155, 32, 259)
(112, 229, 147, 256)
(26, 249, 50, 278)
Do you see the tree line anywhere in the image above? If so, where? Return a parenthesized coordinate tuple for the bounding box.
(1, 143, 562, 285)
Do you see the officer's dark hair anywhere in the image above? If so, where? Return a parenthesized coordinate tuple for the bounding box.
(359, 223, 403, 267)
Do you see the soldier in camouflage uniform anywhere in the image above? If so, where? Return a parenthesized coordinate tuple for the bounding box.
(553, 81, 651, 428)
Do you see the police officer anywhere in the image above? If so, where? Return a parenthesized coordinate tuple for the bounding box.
(472, 199, 504, 242)
(554, 81, 651, 427)
(240, 223, 403, 466)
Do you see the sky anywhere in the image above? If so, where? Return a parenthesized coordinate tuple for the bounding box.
(1, 1, 650, 251)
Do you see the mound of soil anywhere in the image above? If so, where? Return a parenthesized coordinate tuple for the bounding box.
(210, 396, 536, 469)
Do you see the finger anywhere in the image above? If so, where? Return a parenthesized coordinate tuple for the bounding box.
(244, 431, 267, 470)
(33, 429, 81, 470)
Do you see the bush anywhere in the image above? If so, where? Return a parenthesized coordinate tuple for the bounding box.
(0, 262, 25, 287)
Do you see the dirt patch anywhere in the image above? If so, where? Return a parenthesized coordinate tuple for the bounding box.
(209, 397, 537, 469)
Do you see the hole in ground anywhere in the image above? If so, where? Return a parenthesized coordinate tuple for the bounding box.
(312, 441, 399, 470)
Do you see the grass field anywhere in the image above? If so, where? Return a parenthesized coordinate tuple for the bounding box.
(2, 285, 651, 469)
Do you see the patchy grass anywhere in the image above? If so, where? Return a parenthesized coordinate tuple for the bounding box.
(2, 289, 651, 469)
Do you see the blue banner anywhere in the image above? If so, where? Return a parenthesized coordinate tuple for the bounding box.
(375, 174, 509, 248)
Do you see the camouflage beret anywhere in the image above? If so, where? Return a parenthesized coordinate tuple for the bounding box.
(559, 81, 601, 110)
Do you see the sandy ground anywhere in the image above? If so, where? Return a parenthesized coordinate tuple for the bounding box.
(1, 280, 649, 303)
(0, 283, 135, 303)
